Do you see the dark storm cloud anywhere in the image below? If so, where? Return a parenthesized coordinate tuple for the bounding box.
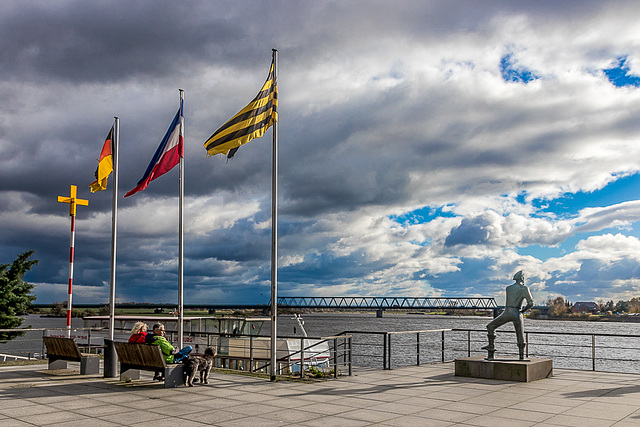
(2, 0, 640, 306)
(189, 219, 271, 264)
(0, 1, 249, 84)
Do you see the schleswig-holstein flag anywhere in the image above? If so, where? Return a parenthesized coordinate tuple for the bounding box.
(203, 59, 278, 159)
(89, 126, 114, 192)
(124, 102, 184, 197)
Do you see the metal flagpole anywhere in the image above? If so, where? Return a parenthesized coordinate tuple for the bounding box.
(109, 117, 119, 342)
(178, 89, 185, 349)
(104, 117, 119, 378)
(270, 48, 278, 381)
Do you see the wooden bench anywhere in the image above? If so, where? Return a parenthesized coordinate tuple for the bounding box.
(113, 341, 184, 388)
(42, 336, 100, 375)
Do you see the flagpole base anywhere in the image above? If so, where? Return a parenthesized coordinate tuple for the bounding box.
(103, 339, 118, 378)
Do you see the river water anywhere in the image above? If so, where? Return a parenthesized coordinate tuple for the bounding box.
(276, 313, 640, 373)
(4, 313, 640, 373)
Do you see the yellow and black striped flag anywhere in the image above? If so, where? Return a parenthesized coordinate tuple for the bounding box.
(204, 59, 278, 159)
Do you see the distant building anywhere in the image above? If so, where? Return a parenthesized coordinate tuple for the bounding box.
(572, 302, 598, 313)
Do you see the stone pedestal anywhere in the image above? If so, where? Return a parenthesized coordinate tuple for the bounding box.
(455, 355, 552, 382)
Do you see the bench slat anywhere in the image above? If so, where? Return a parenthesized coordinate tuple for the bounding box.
(113, 341, 183, 387)
(43, 336, 82, 360)
(114, 342, 167, 370)
(43, 336, 100, 375)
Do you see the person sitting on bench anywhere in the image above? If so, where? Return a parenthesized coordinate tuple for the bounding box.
(146, 322, 192, 381)
(128, 322, 148, 343)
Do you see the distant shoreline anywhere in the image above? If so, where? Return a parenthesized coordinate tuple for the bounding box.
(30, 308, 640, 322)
(531, 315, 640, 323)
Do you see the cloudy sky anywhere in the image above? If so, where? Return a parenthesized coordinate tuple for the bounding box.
(2, 1, 640, 307)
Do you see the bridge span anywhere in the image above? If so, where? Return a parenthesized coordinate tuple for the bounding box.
(276, 296, 498, 317)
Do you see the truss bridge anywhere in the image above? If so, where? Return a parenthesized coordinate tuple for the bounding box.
(277, 296, 497, 317)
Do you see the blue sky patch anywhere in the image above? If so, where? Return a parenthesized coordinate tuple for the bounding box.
(391, 205, 456, 225)
(532, 172, 640, 218)
(500, 52, 539, 83)
(517, 223, 640, 262)
(604, 56, 640, 87)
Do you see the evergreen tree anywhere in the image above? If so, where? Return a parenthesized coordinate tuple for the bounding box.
(0, 250, 38, 341)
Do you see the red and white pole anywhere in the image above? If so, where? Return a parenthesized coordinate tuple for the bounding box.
(67, 213, 76, 337)
(57, 185, 88, 338)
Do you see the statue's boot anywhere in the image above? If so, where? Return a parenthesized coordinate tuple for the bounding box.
(518, 345, 526, 360)
(481, 334, 495, 351)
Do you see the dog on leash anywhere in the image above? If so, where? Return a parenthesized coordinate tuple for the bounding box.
(184, 347, 216, 386)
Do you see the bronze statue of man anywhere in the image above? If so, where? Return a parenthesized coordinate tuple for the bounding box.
(482, 270, 534, 360)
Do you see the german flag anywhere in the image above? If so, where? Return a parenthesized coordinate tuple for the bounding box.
(89, 126, 114, 192)
(204, 59, 277, 159)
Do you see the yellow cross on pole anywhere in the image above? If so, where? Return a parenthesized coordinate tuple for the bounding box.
(57, 185, 89, 216)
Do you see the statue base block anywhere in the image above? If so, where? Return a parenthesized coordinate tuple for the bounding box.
(455, 355, 552, 382)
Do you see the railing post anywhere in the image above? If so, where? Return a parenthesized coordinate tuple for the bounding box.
(416, 332, 420, 366)
(592, 334, 596, 371)
(348, 337, 352, 376)
(383, 333, 388, 370)
(300, 337, 305, 377)
(249, 335, 254, 373)
(441, 330, 445, 363)
(342, 336, 347, 370)
(526, 332, 529, 359)
(467, 330, 471, 357)
(334, 338, 338, 378)
(388, 333, 392, 370)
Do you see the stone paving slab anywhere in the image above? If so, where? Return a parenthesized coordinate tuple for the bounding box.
(2, 362, 640, 426)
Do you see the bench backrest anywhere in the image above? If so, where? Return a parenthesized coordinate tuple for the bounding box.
(113, 341, 167, 369)
(43, 336, 82, 359)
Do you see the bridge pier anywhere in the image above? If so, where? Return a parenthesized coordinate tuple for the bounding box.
(376, 309, 385, 318)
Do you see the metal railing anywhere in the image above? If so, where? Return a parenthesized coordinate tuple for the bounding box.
(449, 329, 640, 373)
(123, 328, 352, 378)
(0, 353, 40, 361)
(0, 327, 104, 359)
(4, 326, 640, 375)
(212, 333, 352, 378)
(1, 326, 353, 379)
(335, 328, 640, 373)
(338, 329, 452, 370)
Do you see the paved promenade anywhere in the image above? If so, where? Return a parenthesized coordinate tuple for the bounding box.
(1, 362, 640, 426)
